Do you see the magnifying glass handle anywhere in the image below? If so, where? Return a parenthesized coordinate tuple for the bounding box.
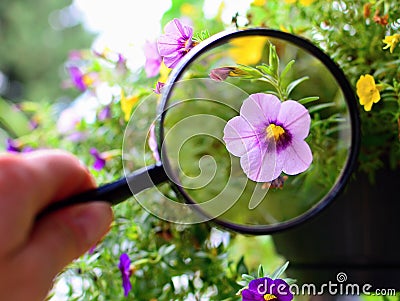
(37, 163, 168, 219)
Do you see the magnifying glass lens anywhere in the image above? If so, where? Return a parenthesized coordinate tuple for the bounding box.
(158, 31, 357, 233)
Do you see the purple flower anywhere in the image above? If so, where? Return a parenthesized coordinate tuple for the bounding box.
(143, 40, 162, 77)
(157, 18, 195, 68)
(153, 81, 165, 94)
(89, 148, 106, 171)
(5, 138, 33, 153)
(6, 138, 21, 152)
(67, 66, 96, 91)
(223, 93, 312, 182)
(119, 253, 132, 297)
(68, 66, 87, 91)
(98, 105, 112, 121)
(241, 277, 293, 301)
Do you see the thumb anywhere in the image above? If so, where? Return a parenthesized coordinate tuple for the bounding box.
(20, 202, 112, 293)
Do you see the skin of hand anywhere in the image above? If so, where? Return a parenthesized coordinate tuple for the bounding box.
(0, 150, 113, 301)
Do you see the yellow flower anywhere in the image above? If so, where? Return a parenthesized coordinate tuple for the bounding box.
(158, 61, 171, 83)
(383, 34, 400, 53)
(228, 36, 268, 65)
(252, 0, 266, 6)
(120, 90, 139, 121)
(356, 74, 381, 112)
(300, 0, 315, 5)
(180, 3, 196, 16)
(284, 0, 315, 5)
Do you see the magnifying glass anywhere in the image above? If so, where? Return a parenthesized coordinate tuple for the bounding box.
(40, 28, 360, 235)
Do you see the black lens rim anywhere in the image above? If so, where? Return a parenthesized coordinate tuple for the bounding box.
(157, 28, 360, 235)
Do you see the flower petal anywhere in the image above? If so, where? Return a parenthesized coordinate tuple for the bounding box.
(164, 18, 193, 40)
(241, 289, 265, 301)
(248, 277, 273, 291)
(240, 141, 281, 182)
(270, 279, 293, 301)
(278, 100, 311, 140)
(281, 139, 312, 175)
(223, 116, 259, 157)
(240, 93, 281, 127)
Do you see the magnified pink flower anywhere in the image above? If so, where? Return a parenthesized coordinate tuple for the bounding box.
(223, 93, 312, 182)
(143, 40, 162, 77)
(157, 18, 195, 68)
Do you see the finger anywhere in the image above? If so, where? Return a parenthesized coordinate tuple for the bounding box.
(7, 202, 112, 301)
(0, 150, 96, 255)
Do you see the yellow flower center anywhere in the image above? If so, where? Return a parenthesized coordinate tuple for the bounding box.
(266, 124, 285, 141)
(264, 293, 278, 301)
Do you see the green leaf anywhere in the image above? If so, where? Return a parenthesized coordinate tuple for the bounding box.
(256, 64, 275, 77)
(241, 274, 256, 282)
(298, 96, 320, 104)
(0, 98, 31, 137)
(286, 76, 309, 96)
(236, 256, 249, 276)
(268, 43, 279, 77)
(308, 102, 336, 114)
(280, 60, 295, 82)
(257, 265, 264, 278)
(270, 261, 289, 279)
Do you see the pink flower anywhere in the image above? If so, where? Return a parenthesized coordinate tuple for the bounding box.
(157, 18, 195, 68)
(90, 148, 106, 171)
(143, 40, 162, 77)
(223, 93, 312, 182)
(153, 81, 165, 94)
(119, 253, 132, 297)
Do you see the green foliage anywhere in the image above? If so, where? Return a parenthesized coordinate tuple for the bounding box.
(3, 0, 400, 300)
(0, 0, 93, 102)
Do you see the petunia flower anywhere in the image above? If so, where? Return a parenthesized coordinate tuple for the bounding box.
(89, 148, 106, 171)
(223, 93, 312, 182)
(120, 91, 139, 122)
(356, 74, 381, 111)
(157, 18, 195, 68)
(241, 277, 293, 301)
(383, 34, 400, 53)
(5, 138, 21, 152)
(153, 81, 165, 95)
(5, 138, 33, 153)
(119, 253, 133, 297)
(67, 66, 96, 91)
(143, 40, 162, 77)
(98, 105, 112, 121)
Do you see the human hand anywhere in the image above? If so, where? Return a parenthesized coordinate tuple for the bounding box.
(0, 150, 113, 301)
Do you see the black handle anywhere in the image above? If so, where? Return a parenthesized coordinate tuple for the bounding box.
(37, 163, 168, 218)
